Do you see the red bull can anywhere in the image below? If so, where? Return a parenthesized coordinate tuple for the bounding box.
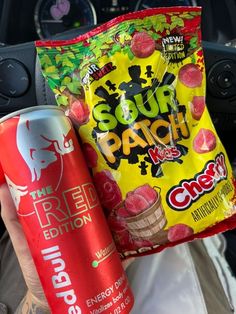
(0, 106, 134, 314)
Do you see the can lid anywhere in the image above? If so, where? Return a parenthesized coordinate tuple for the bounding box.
(0, 105, 64, 123)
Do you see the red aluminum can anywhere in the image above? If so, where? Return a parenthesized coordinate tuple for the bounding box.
(0, 106, 134, 314)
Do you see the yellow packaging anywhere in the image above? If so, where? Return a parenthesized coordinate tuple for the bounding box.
(36, 7, 236, 258)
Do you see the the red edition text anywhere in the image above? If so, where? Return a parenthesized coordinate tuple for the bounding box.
(31, 183, 99, 239)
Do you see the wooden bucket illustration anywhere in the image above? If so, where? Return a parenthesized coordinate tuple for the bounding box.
(125, 189, 167, 243)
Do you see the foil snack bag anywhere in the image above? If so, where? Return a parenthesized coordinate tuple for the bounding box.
(36, 7, 236, 258)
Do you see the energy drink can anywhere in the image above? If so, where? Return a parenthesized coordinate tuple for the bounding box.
(0, 106, 134, 314)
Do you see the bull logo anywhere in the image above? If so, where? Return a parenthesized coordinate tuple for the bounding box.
(16, 110, 74, 182)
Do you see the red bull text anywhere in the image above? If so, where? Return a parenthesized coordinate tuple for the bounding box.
(0, 106, 134, 314)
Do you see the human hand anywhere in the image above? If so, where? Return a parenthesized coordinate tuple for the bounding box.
(0, 183, 50, 313)
(0, 183, 134, 313)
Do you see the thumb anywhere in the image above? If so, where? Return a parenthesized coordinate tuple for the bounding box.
(0, 183, 47, 307)
(0, 183, 35, 273)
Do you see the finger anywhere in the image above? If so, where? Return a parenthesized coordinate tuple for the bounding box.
(0, 183, 48, 305)
(0, 185, 39, 285)
(0, 183, 29, 254)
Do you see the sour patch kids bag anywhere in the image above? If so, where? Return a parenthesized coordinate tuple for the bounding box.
(36, 7, 236, 258)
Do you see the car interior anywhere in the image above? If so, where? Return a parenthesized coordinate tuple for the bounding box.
(0, 0, 236, 273)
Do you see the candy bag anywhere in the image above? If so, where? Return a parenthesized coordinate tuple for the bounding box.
(36, 7, 236, 258)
